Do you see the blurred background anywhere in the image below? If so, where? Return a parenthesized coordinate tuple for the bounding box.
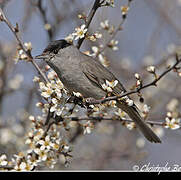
(0, 0, 181, 170)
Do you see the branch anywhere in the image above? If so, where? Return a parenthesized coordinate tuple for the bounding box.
(42, 115, 170, 136)
(69, 116, 166, 127)
(76, 0, 102, 49)
(86, 53, 181, 105)
(35, 0, 53, 41)
(98, 0, 132, 55)
(0, 8, 49, 83)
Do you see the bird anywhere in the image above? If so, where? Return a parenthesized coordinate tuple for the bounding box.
(35, 39, 161, 143)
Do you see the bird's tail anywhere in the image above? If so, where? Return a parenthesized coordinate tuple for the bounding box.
(117, 102, 161, 143)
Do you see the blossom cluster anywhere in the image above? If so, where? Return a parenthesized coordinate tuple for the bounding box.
(34, 68, 69, 117)
(164, 112, 181, 130)
(121, 5, 129, 18)
(65, 24, 102, 44)
(100, 20, 115, 35)
(65, 17, 120, 68)
(101, 79, 118, 93)
(14, 42, 32, 63)
(102, 0, 115, 7)
(0, 115, 72, 171)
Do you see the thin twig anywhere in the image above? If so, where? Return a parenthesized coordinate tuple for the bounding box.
(43, 115, 170, 134)
(86, 53, 181, 105)
(43, 121, 55, 137)
(77, 0, 102, 49)
(98, 0, 132, 55)
(44, 107, 53, 125)
(68, 116, 166, 127)
(36, 0, 53, 41)
(0, 8, 49, 83)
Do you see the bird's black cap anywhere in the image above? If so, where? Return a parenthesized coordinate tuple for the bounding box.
(43, 39, 71, 54)
(35, 39, 72, 59)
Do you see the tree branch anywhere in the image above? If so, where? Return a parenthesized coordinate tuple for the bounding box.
(35, 0, 53, 41)
(69, 116, 166, 127)
(76, 0, 102, 49)
(86, 53, 181, 105)
(0, 8, 49, 83)
(98, 0, 132, 55)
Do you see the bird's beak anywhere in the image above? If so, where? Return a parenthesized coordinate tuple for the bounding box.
(35, 53, 49, 60)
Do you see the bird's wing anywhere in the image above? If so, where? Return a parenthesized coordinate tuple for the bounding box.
(79, 54, 126, 95)
(79, 53, 161, 143)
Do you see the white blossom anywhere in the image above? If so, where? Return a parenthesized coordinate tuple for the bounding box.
(88, 32, 102, 41)
(147, 65, 156, 73)
(115, 108, 126, 119)
(24, 42, 32, 51)
(125, 98, 134, 106)
(0, 154, 8, 166)
(106, 0, 114, 7)
(47, 70, 57, 80)
(33, 76, 40, 82)
(134, 73, 140, 79)
(37, 135, 51, 151)
(121, 5, 129, 16)
(108, 39, 119, 51)
(73, 91, 83, 98)
(72, 24, 87, 40)
(143, 104, 150, 113)
(44, 23, 51, 31)
(100, 20, 109, 30)
(164, 117, 180, 130)
(50, 98, 63, 116)
(102, 80, 118, 92)
(83, 121, 94, 135)
(126, 122, 135, 130)
(34, 148, 48, 161)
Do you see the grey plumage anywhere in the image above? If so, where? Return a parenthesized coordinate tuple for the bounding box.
(35, 40, 161, 143)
